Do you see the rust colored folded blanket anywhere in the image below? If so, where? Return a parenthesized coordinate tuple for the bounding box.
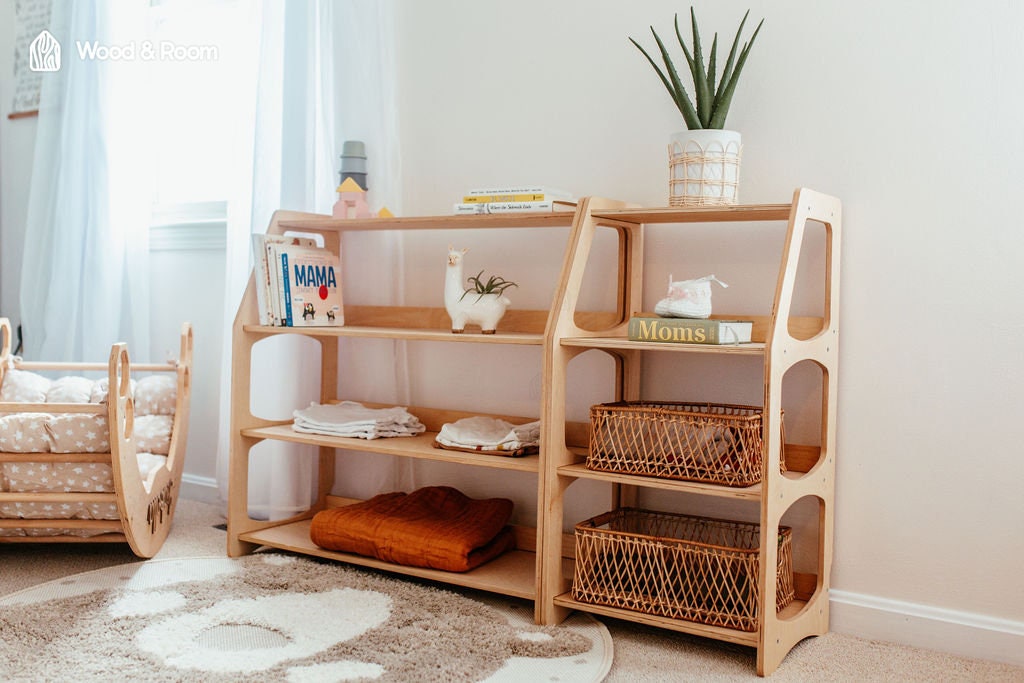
(309, 486, 516, 572)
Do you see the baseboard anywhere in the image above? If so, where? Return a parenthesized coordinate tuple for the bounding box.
(830, 589, 1024, 666)
(179, 473, 222, 506)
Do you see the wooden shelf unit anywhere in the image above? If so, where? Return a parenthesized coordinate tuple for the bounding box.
(227, 209, 583, 617)
(537, 189, 841, 676)
(227, 190, 840, 676)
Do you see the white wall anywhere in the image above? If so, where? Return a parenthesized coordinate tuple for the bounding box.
(389, 0, 1024, 664)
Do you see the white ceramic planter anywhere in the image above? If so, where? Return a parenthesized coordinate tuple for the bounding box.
(668, 129, 742, 206)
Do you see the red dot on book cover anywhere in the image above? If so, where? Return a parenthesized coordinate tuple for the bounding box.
(318, 285, 329, 300)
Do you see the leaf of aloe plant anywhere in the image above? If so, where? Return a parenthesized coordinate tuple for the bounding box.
(715, 10, 750, 109)
(706, 33, 718, 105)
(630, 31, 700, 129)
(709, 18, 763, 129)
(651, 26, 701, 130)
(686, 8, 712, 128)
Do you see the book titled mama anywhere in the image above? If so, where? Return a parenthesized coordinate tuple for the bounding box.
(627, 316, 753, 345)
(279, 246, 343, 326)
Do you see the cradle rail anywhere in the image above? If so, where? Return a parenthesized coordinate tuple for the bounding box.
(0, 319, 193, 557)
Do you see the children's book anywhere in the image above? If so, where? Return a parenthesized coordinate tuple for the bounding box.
(278, 244, 344, 327)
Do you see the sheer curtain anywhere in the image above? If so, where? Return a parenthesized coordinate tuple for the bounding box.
(20, 1, 152, 362)
(217, 0, 395, 519)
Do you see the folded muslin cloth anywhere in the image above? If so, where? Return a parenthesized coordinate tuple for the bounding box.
(435, 416, 540, 453)
(309, 486, 516, 572)
(293, 401, 425, 439)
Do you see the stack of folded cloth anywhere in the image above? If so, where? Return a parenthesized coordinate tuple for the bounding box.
(309, 486, 516, 572)
(292, 401, 425, 439)
(434, 416, 541, 457)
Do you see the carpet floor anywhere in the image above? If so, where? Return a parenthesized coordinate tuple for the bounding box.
(1, 498, 1020, 682)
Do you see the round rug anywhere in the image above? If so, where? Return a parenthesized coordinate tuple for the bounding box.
(0, 554, 611, 682)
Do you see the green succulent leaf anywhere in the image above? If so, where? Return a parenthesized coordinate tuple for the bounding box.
(706, 32, 718, 107)
(716, 10, 750, 105)
(709, 17, 763, 129)
(687, 8, 712, 127)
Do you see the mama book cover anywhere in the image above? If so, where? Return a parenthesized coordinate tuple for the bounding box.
(279, 245, 344, 326)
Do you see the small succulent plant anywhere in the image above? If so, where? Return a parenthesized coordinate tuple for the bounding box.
(630, 7, 763, 130)
(461, 270, 518, 302)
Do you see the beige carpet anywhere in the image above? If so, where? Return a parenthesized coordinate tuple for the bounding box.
(1, 499, 1020, 682)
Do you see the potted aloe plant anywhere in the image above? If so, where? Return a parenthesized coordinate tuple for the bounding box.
(630, 7, 763, 206)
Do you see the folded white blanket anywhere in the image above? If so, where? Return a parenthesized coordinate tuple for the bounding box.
(292, 401, 425, 440)
(436, 416, 540, 452)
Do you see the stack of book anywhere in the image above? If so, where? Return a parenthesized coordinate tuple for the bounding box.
(252, 235, 344, 327)
(453, 186, 575, 214)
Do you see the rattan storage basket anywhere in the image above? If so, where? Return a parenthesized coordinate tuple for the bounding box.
(572, 508, 794, 632)
(588, 401, 783, 487)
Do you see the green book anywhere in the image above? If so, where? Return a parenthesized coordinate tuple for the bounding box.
(627, 316, 753, 345)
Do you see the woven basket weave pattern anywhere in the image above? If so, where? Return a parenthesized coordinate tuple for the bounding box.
(572, 509, 795, 632)
(587, 401, 783, 487)
(668, 139, 742, 207)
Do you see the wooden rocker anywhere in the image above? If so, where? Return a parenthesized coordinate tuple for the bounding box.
(0, 318, 193, 558)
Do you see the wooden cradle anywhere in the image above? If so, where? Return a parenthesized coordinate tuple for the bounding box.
(0, 318, 192, 558)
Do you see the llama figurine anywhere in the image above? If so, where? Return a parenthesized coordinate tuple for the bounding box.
(444, 246, 514, 334)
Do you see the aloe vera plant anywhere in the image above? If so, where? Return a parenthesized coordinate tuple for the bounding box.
(630, 7, 763, 130)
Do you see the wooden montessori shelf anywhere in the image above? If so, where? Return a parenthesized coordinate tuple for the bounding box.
(561, 336, 767, 355)
(241, 324, 544, 346)
(238, 518, 546, 600)
(242, 425, 541, 473)
(591, 203, 793, 224)
(278, 211, 576, 232)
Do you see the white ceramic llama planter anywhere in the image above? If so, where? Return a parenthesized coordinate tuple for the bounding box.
(444, 247, 511, 334)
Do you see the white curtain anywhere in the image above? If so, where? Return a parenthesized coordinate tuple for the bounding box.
(20, 0, 152, 362)
(216, 0, 352, 519)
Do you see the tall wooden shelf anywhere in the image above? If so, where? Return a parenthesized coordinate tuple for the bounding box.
(538, 188, 841, 676)
(226, 189, 840, 676)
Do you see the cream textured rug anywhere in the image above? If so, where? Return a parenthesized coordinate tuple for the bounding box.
(0, 554, 611, 682)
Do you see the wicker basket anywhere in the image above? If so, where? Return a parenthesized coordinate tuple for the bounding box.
(588, 401, 784, 487)
(572, 508, 794, 632)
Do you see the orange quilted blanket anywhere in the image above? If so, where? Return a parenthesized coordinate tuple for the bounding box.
(309, 486, 516, 572)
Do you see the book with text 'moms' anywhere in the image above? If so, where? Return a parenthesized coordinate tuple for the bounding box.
(279, 245, 344, 327)
(627, 316, 753, 345)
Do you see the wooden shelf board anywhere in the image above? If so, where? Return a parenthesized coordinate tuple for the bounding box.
(553, 593, 773, 646)
(278, 212, 576, 232)
(239, 518, 539, 599)
(561, 336, 766, 355)
(242, 324, 544, 345)
(241, 425, 541, 473)
(592, 204, 793, 224)
(558, 463, 762, 500)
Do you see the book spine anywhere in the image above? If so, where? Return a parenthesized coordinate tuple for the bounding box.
(466, 187, 570, 196)
(453, 201, 567, 214)
(461, 192, 569, 203)
(251, 236, 270, 325)
(628, 317, 724, 344)
(281, 253, 293, 327)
